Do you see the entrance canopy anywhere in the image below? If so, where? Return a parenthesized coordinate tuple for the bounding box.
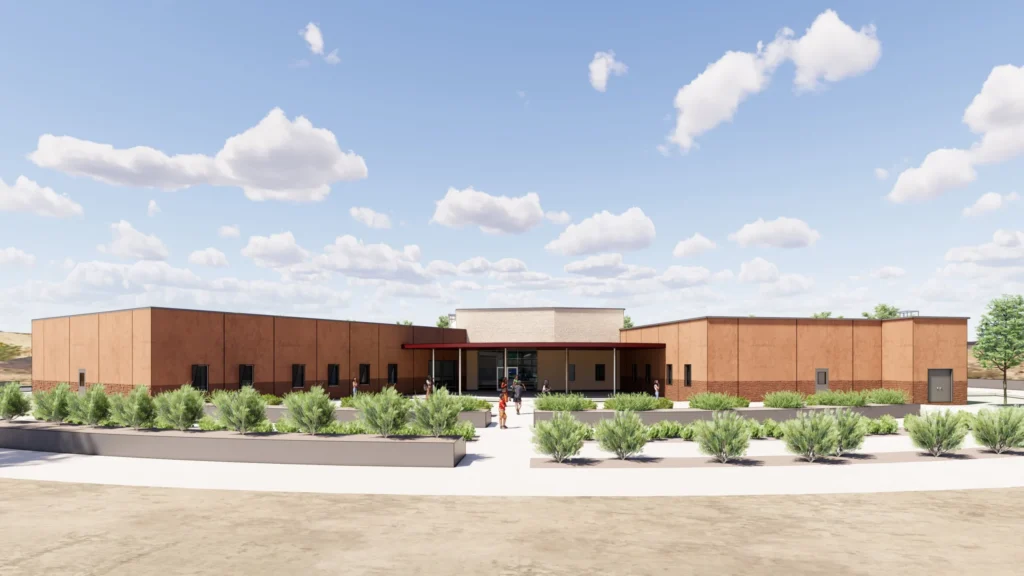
(402, 342, 665, 350)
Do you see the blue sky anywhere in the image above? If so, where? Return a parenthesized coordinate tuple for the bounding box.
(1, 1, 1023, 336)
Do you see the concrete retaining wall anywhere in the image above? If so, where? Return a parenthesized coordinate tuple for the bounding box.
(533, 404, 921, 426)
(202, 405, 492, 428)
(0, 421, 465, 468)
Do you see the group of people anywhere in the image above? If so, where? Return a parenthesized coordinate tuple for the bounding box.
(349, 376, 443, 398)
(496, 377, 526, 429)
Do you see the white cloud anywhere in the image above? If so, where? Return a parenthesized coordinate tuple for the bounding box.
(456, 257, 528, 276)
(659, 265, 712, 287)
(325, 49, 340, 65)
(188, 248, 229, 268)
(300, 23, 325, 55)
(666, 10, 880, 152)
(349, 206, 392, 229)
(738, 257, 779, 283)
(729, 217, 820, 248)
(889, 65, 1024, 203)
(712, 269, 735, 282)
(241, 232, 309, 268)
(0, 175, 84, 218)
(101, 220, 169, 261)
(588, 50, 628, 92)
(945, 229, 1024, 265)
(545, 207, 656, 256)
(564, 253, 655, 280)
(426, 260, 459, 276)
(874, 168, 889, 180)
(450, 280, 482, 291)
(0, 247, 35, 266)
(30, 108, 368, 202)
(218, 225, 240, 238)
(545, 211, 571, 225)
(312, 235, 428, 283)
(672, 232, 716, 257)
(147, 199, 160, 217)
(963, 192, 1019, 217)
(761, 273, 815, 296)
(869, 266, 906, 279)
(431, 187, 545, 234)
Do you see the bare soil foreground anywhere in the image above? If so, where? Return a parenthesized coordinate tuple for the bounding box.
(2, 479, 1023, 576)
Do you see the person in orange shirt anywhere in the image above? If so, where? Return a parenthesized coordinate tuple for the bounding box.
(498, 380, 509, 429)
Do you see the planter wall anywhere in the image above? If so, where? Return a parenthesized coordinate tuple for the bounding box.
(0, 421, 465, 468)
(202, 405, 492, 428)
(533, 404, 921, 426)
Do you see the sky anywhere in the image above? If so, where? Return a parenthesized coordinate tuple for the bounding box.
(1, 1, 1023, 337)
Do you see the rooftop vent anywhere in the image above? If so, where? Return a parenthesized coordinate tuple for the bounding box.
(897, 310, 920, 318)
(448, 313, 457, 328)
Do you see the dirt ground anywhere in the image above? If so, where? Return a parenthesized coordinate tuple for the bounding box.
(1, 479, 1023, 576)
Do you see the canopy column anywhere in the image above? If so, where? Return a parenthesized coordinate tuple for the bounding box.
(458, 348, 462, 395)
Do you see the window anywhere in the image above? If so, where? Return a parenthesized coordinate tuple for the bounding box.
(631, 364, 637, 382)
(568, 364, 576, 382)
(327, 364, 340, 387)
(291, 364, 305, 389)
(191, 365, 209, 391)
(239, 364, 254, 387)
(78, 369, 86, 391)
(595, 364, 606, 382)
(645, 364, 651, 384)
(359, 364, 370, 385)
(684, 364, 692, 387)
(667, 364, 673, 385)
(387, 364, 398, 385)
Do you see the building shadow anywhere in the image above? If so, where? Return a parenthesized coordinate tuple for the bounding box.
(0, 448, 72, 468)
(455, 453, 494, 467)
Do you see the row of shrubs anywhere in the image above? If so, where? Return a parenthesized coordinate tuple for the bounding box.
(0, 383, 475, 442)
(531, 388, 909, 413)
(338, 392, 491, 412)
(533, 407, 1024, 463)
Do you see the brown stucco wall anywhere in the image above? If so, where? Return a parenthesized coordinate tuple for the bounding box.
(272, 317, 317, 396)
(852, 321, 882, 391)
(913, 318, 968, 404)
(738, 319, 797, 399)
(349, 322, 380, 392)
(380, 324, 415, 394)
(98, 310, 133, 390)
(69, 314, 99, 386)
(316, 320, 350, 398)
(796, 320, 854, 394)
(150, 309, 224, 395)
(707, 319, 739, 395)
(881, 319, 914, 400)
(223, 313, 274, 394)
(132, 309, 152, 387)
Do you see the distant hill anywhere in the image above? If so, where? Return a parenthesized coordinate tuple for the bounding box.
(968, 342, 1024, 381)
(0, 331, 31, 383)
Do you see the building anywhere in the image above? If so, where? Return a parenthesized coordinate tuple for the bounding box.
(31, 307, 968, 404)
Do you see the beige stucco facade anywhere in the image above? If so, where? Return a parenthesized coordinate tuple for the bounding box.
(455, 307, 623, 343)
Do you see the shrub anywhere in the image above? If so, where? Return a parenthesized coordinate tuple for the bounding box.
(281, 387, 336, 435)
(865, 388, 909, 405)
(746, 418, 767, 439)
(694, 411, 750, 463)
(261, 394, 283, 406)
(762, 391, 806, 409)
(834, 409, 868, 456)
(532, 411, 589, 463)
(958, 412, 976, 430)
(535, 393, 597, 411)
(109, 387, 157, 430)
(0, 382, 31, 420)
(903, 414, 916, 431)
(782, 412, 839, 462)
(647, 420, 688, 440)
(447, 420, 476, 442)
(867, 414, 898, 435)
(454, 396, 492, 412)
(32, 382, 74, 423)
(762, 418, 784, 439)
(67, 384, 110, 426)
(806, 390, 867, 407)
(339, 394, 361, 408)
(197, 415, 226, 431)
(412, 387, 461, 437)
(594, 411, 648, 459)
(211, 388, 268, 435)
(273, 418, 300, 433)
(971, 408, 1024, 454)
(905, 410, 969, 456)
(153, 385, 206, 431)
(689, 392, 749, 411)
(583, 424, 595, 441)
(356, 386, 411, 438)
(603, 393, 673, 411)
(319, 420, 368, 435)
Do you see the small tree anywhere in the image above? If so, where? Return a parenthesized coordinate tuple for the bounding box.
(622, 315, 634, 329)
(413, 387, 460, 437)
(211, 388, 267, 435)
(861, 304, 901, 319)
(32, 383, 74, 423)
(281, 387, 336, 435)
(973, 294, 1024, 406)
(0, 382, 31, 420)
(109, 386, 156, 430)
(532, 411, 589, 463)
(812, 311, 832, 319)
(356, 386, 411, 438)
(68, 384, 111, 426)
(594, 411, 648, 460)
(436, 315, 451, 329)
(154, 385, 206, 431)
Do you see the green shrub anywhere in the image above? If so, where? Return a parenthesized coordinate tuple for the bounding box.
(32, 382, 74, 423)
(694, 411, 750, 463)
(971, 408, 1024, 454)
(689, 392, 749, 411)
(109, 387, 157, 430)
(782, 412, 839, 462)
(356, 386, 411, 438)
(762, 418, 785, 439)
(535, 393, 597, 411)
(958, 412, 976, 430)
(746, 418, 767, 439)
(805, 390, 867, 407)
(867, 414, 898, 435)
(603, 393, 673, 411)
(446, 420, 476, 442)
(454, 396, 492, 412)
(261, 394, 283, 406)
(153, 385, 206, 431)
(834, 409, 868, 456)
(67, 384, 111, 426)
(594, 411, 648, 459)
(583, 424, 595, 441)
(647, 420, 688, 440)
(0, 382, 32, 420)
(905, 410, 969, 456)
(532, 411, 589, 463)
(412, 387, 461, 437)
(281, 386, 336, 435)
(273, 418, 300, 433)
(197, 415, 227, 431)
(762, 391, 806, 409)
(211, 388, 268, 435)
(339, 394, 361, 408)
(903, 414, 916, 431)
(865, 388, 909, 405)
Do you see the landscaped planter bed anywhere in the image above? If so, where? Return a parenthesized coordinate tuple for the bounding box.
(0, 421, 465, 468)
(202, 404, 492, 428)
(532, 404, 921, 426)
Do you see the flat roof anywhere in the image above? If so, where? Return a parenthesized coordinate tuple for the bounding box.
(403, 342, 663, 350)
(624, 315, 971, 330)
(455, 307, 624, 312)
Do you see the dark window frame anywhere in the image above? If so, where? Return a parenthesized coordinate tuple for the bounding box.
(631, 364, 638, 382)
(359, 364, 370, 385)
(387, 363, 398, 385)
(568, 363, 576, 382)
(595, 364, 606, 382)
(684, 364, 692, 387)
(78, 369, 86, 391)
(327, 364, 340, 387)
(239, 364, 254, 388)
(291, 364, 306, 389)
(645, 364, 651, 384)
(667, 364, 673, 385)
(191, 364, 209, 391)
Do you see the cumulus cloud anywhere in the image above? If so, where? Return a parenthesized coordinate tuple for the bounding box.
(241, 232, 310, 268)
(659, 265, 712, 287)
(431, 187, 545, 234)
(889, 65, 1024, 203)
(426, 260, 459, 276)
(188, 248, 229, 268)
(945, 230, 1024, 265)
(545, 207, 656, 256)
(761, 273, 815, 296)
(0, 247, 35, 266)
(869, 265, 906, 279)
(218, 225, 240, 238)
(147, 199, 160, 217)
(874, 168, 889, 180)
(545, 211, 571, 225)
(456, 257, 528, 276)
(589, 50, 628, 92)
(349, 206, 392, 229)
(963, 192, 1019, 217)
(300, 23, 325, 55)
(100, 220, 169, 261)
(738, 257, 780, 283)
(0, 175, 84, 218)
(666, 10, 880, 152)
(312, 235, 428, 283)
(729, 217, 820, 248)
(29, 108, 368, 202)
(564, 253, 656, 279)
(672, 232, 715, 257)
(325, 49, 340, 65)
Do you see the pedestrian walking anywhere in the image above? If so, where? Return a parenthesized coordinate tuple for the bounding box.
(424, 376, 433, 398)
(512, 379, 524, 415)
(498, 380, 509, 429)
(351, 377, 358, 397)
(541, 379, 550, 394)
(653, 379, 660, 399)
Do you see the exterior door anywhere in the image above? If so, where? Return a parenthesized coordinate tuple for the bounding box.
(928, 369, 953, 403)
(507, 367, 518, 382)
(815, 369, 829, 392)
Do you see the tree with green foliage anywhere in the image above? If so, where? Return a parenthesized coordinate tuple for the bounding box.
(436, 315, 451, 328)
(973, 294, 1024, 406)
(861, 304, 901, 319)
(622, 315, 634, 329)
(0, 382, 31, 420)
(396, 320, 413, 326)
(812, 311, 832, 318)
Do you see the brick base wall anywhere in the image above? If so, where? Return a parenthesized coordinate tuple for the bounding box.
(852, 380, 883, 392)
(31, 381, 139, 395)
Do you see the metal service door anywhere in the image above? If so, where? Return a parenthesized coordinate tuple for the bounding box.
(815, 369, 829, 392)
(928, 369, 952, 403)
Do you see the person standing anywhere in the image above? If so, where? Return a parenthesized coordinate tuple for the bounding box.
(498, 380, 509, 429)
(512, 379, 524, 415)
(653, 379, 660, 399)
(541, 379, 550, 394)
(424, 376, 433, 398)
(351, 377, 359, 397)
